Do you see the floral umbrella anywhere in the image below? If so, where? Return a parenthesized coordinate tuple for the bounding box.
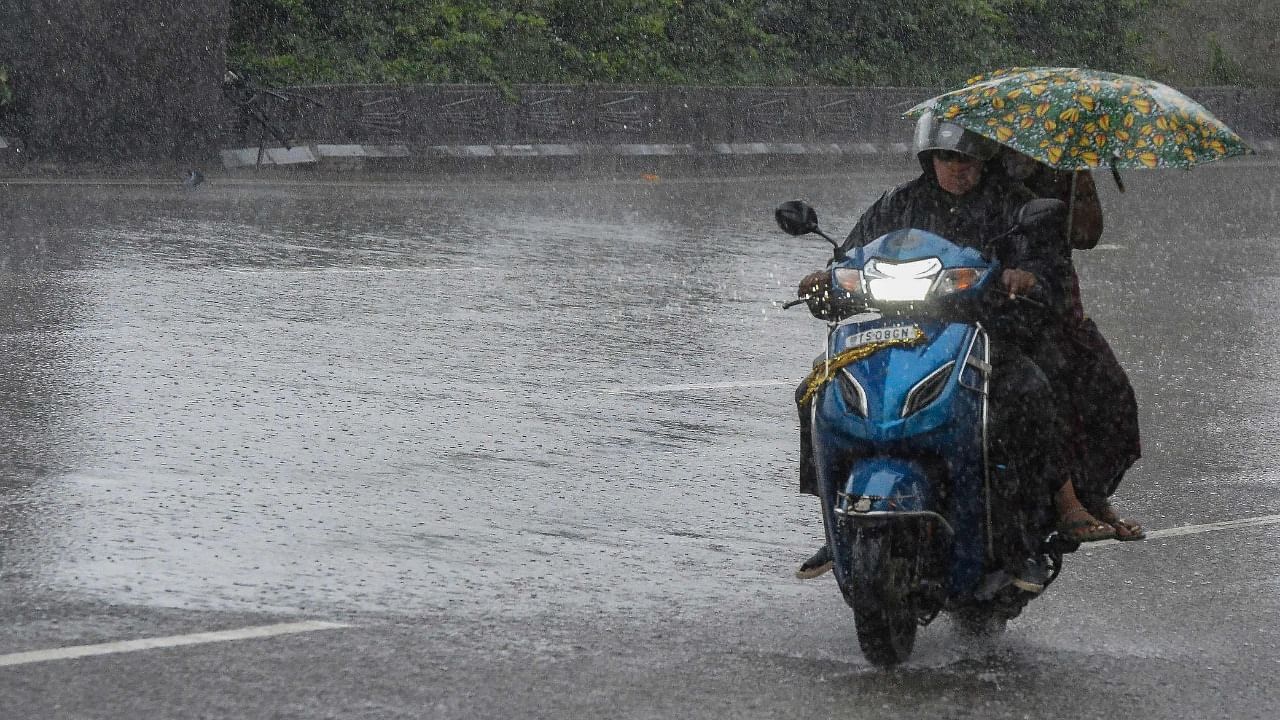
(904, 67, 1253, 170)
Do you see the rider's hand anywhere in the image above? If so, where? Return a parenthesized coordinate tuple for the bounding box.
(1001, 269, 1037, 298)
(798, 270, 836, 319)
(797, 270, 830, 299)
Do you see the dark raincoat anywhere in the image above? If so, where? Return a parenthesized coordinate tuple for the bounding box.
(1016, 166, 1142, 510)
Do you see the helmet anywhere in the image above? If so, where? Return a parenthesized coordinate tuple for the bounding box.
(913, 110, 998, 170)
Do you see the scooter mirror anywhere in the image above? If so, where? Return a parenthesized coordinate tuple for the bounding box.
(775, 200, 819, 236)
(1015, 198, 1067, 230)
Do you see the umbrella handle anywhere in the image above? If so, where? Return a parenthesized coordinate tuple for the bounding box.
(1109, 156, 1126, 193)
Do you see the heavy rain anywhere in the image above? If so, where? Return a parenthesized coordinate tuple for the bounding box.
(2, 3, 1279, 719)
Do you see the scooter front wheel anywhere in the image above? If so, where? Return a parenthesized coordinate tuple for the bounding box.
(840, 525, 919, 666)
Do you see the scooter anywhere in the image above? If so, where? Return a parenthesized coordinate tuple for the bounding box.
(775, 199, 1074, 666)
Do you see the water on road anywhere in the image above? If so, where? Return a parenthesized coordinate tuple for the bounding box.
(2, 165, 1279, 718)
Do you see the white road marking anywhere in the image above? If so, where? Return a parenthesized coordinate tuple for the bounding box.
(4, 517, 1275, 668)
(0, 620, 350, 668)
(603, 379, 794, 394)
(220, 266, 488, 275)
(1091, 243, 1125, 250)
(1093, 512, 1280, 547)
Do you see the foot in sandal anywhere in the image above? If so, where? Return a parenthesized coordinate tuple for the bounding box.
(1093, 503, 1146, 541)
(1057, 506, 1117, 543)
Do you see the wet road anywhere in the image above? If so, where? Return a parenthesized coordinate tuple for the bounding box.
(1, 163, 1279, 718)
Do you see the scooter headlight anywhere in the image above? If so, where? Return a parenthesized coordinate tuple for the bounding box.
(931, 267, 985, 297)
(833, 268, 863, 294)
(864, 257, 942, 302)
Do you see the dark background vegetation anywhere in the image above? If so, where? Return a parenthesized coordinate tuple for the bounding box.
(0, 1, 229, 159)
(224, 0, 1276, 88)
(226, 0, 1150, 87)
(0, 1, 1275, 161)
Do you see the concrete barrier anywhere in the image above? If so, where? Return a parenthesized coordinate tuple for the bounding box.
(218, 83, 1279, 172)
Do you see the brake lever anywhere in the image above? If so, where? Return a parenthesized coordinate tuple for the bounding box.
(1008, 293, 1048, 309)
(983, 282, 1048, 309)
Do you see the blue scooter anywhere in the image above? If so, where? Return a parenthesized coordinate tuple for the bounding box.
(775, 199, 1073, 666)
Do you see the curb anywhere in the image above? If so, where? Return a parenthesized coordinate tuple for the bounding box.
(219, 138, 1280, 170)
(219, 141, 918, 169)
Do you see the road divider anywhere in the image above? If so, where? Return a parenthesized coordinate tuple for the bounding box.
(220, 138, 1279, 171)
(220, 141, 918, 169)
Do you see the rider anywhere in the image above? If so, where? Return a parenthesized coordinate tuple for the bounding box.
(792, 112, 1081, 592)
(1000, 150, 1145, 541)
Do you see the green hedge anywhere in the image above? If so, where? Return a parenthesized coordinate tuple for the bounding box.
(229, 0, 1152, 87)
(0, 65, 10, 106)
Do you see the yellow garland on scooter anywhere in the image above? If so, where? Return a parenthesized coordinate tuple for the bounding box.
(799, 328, 928, 407)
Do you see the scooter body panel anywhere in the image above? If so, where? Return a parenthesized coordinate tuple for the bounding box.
(812, 229, 999, 600)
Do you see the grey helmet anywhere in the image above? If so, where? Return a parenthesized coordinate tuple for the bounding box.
(914, 110, 998, 170)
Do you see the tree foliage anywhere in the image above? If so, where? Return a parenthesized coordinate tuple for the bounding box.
(0, 65, 10, 106)
(228, 0, 1152, 87)
(1204, 34, 1250, 85)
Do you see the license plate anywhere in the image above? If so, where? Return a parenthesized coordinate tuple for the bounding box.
(844, 324, 919, 350)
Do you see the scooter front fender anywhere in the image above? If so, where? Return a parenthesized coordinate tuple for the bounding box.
(823, 457, 950, 619)
(840, 456, 935, 515)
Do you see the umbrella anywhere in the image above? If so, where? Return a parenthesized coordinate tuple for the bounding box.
(905, 67, 1253, 171)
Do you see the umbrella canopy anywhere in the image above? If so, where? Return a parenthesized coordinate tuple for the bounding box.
(905, 67, 1254, 170)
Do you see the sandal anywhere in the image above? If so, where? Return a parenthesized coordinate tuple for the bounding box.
(1057, 506, 1117, 543)
(1094, 504, 1147, 541)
